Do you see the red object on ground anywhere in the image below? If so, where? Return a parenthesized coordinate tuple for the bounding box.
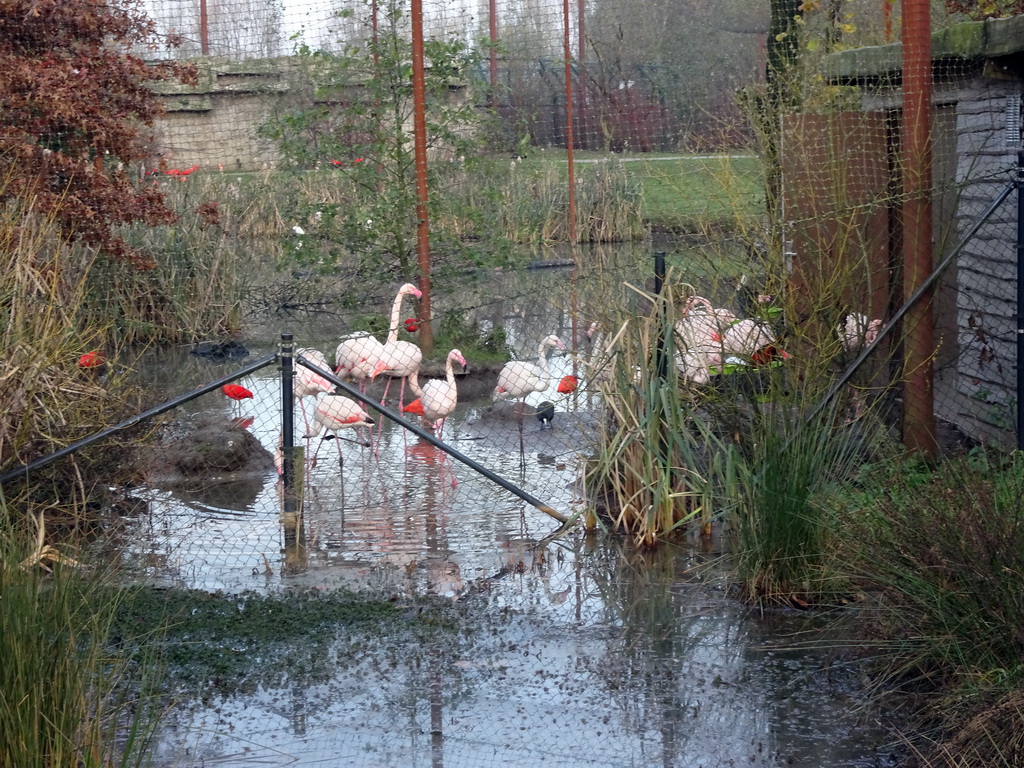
(750, 345, 789, 367)
(78, 350, 105, 369)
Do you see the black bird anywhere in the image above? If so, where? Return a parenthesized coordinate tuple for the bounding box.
(536, 401, 555, 430)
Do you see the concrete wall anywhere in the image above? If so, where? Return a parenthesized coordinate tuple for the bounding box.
(150, 56, 474, 172)
(151, 58, 289, 171)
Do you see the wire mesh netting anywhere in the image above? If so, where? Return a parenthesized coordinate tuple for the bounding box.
(6, 0, 1024, 764)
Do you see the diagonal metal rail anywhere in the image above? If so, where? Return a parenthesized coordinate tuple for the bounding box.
(806, 180, 1016, 427)
(0, 353, 279, 487)
(295, 354, 570, 526)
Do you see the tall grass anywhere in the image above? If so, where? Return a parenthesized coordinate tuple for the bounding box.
(0, 508, 165, 768)
(834, 450, 1024, 765)
(727, 392, 883, 604)
(0, 193, 141, 475)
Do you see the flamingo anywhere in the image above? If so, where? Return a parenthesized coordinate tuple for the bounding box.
(222, 383, 253, 417)
(583, 320, 628, 386)
(718, 318, 776, 358)
(335, 331, 385, 393)
(838, 313, 883, 353)
(493, 334, 566, 401)
(675, 350, 723, 385)
(402, 348, 466, 438)
(372, 283, 424, 407)
(837, 312, 884, 419)
(304, 394, 375, 468)
(294, 347, 334, 434)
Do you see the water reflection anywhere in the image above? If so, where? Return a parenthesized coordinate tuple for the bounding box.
(150, 537, 890, 768)
(120, 251, 890, 766)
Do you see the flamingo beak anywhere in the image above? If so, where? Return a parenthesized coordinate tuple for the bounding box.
(371, 360, 387, 379)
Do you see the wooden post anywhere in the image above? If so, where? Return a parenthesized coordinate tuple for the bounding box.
(901, 0, 938, 458)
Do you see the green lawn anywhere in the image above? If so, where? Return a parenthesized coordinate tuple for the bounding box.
(521, 149, 764, 232)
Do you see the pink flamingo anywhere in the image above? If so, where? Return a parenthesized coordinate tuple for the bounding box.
(305, 394, 375, 468)
(372, 283, 424, 408)
(335, 331, 384, 393)
(718, 318, 776, 358)
(402, 348, 466, 438)
(838, 313, 883, 353)
(336, 284, 419, 391)
(837, 313, 884, 419)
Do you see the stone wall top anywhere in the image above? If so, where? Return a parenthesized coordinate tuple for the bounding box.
(823, 14, 1024, 85)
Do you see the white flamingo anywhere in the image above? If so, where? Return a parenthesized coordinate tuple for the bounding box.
(493, 334, 566, 401)
(402, 348, 466, 438)
(719, 318, 776, 358)
(304, 394, 375, 468)
(837, 312, 884, 419)
(335, 283, 419, 391)
(294, 347, 334, 434)
(675, 350, 723, 385)
(372, 283, 424, 408)
(334, 331, 384, 393)
(838, 312, 883, 353)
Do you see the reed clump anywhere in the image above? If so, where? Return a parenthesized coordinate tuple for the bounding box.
(0, 193, 144, 478)
(0, 508, 166, 768)
(582, 280, 734, 547)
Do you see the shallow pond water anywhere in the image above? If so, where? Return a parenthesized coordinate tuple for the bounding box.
(111, 251, 897, 767)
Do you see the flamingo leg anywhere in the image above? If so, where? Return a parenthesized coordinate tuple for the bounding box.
(335, 436, 345, 472)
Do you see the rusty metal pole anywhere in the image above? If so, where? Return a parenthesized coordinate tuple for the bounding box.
(411, 0, 433, 355)
(563, 0, 577, 243)
(199, 0, 209, 55)
(577, 0, 586, 149)
(901, 0, 938, 457)
(489, 0, 498, 109)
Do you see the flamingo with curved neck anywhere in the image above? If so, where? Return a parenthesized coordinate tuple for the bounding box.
(373, 282, 424, 407)
(402, 348, 466, 438)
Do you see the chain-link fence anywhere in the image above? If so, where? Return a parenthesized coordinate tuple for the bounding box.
(6, 0, 1024, 763)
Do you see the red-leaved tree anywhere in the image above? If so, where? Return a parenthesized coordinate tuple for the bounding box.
(0, 0, 196, 269)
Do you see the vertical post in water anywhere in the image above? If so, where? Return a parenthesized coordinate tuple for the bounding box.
(280, 334, 296, 514)
(654, 251, 669, 381)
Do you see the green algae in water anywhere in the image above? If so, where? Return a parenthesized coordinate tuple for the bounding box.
(110, 586, 459, 700)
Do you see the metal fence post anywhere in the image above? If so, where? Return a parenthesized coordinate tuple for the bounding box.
(280, 333, 296, 514)
(1017, 142, 1024, 450)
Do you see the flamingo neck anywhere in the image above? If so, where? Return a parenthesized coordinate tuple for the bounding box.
(537, 343, 552, 375)
(387, 289, 409, 343)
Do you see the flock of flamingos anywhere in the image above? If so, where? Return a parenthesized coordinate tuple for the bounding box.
(217, 281, 884, 466)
